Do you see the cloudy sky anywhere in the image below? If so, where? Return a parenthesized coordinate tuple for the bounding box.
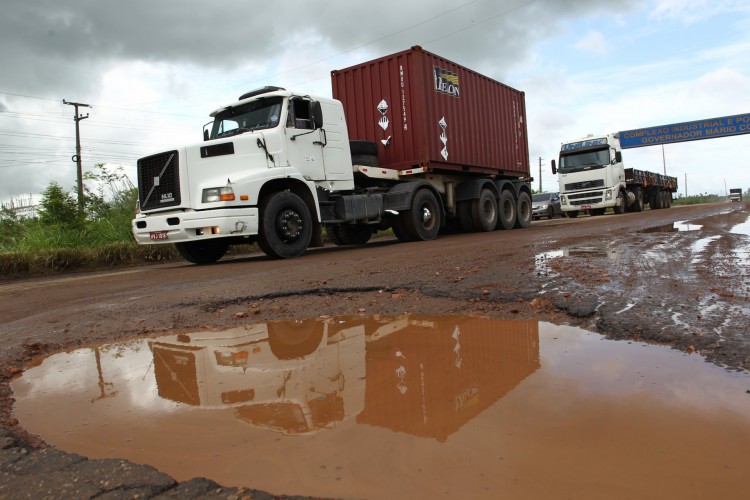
(1, 0, 749, 205)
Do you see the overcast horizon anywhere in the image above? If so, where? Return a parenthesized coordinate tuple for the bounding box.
(2, 0, 749, 205)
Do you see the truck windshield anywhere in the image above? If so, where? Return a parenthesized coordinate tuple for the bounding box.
(210, 97, 283, 139)
(558, 149, 610, 173)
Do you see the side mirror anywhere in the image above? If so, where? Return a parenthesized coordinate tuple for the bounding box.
(551, 159, 557, 175)
(614, 151, 622, 163)
(203, 121, 212, 142)
(311, 101, 323, 129)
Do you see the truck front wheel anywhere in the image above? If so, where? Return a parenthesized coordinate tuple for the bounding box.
(258, 191, 312, 259)
(614, 192, 626, 214)
(175, 239, 229, 264)
(403, 189, 442, 241)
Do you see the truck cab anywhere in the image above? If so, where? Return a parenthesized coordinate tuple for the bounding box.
(132, 88, 357, 261)
(552, 133, 624, 217)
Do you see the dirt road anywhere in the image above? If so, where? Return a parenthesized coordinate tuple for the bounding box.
(1, 201, 749, 498)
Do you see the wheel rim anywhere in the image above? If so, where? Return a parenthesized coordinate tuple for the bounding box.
(277, 209, 303, 240)
(483, 198, 497, 222)
(421, 204, 435, 230)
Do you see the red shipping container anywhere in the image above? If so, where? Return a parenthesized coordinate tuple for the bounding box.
(331, 46, 530, 178)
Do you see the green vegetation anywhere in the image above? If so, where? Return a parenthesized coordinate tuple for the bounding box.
(672, 194, 723, 206)
(0, 165, 178, 279)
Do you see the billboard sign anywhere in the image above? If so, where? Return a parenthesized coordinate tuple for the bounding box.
(619, 112, 750, 149)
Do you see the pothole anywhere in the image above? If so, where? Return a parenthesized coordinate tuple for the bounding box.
(11, 315, 750, 499)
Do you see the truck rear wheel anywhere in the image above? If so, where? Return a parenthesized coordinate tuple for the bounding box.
(514, 191, 532, 228)
(258, 191, 312, 259)
(471, 188, 498, 232)
(388, 212, 413, 242)
(496, 190, 516, 230)
(403, 189, 441, 241)
(633, 187, 644, 212)
(175, 239, 229, 264)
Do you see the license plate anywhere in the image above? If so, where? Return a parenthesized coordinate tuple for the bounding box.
(581, 205, 592, 210)
(149, 231, 168, 241)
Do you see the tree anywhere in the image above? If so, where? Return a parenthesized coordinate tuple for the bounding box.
(38, 182, 81, 227)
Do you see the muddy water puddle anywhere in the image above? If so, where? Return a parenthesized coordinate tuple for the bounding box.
(11, 316, 750, 499)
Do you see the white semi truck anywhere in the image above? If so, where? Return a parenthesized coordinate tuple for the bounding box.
(551, 132, 678, 217)
(131, 47, 533, 264)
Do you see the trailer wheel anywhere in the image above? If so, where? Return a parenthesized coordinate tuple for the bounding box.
(457, 200, 476, 232)
(175, 239, 229, 264)
(258, 191, 312, 259)
(650, 191, 661, 210)
(633, 187, 644, 212)
(664, 191, 672, 208)
(514, 191, 532, 228)
(403, 189, 441, 241)
(327, 223, 373, 245)
(471, 188, 498, 232)
(496, 190, 516, 230)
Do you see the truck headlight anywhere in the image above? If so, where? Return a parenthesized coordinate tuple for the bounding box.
(605, 189, 613, 200)
(202, 186, 236, 203)
(561, 195, 568, 204)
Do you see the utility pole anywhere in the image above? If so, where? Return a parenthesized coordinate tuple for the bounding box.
(63, 99, 91, 211)
(661, 145, 666, 175)
(684, 173, 688, 198)
(538, 157, 543, 192)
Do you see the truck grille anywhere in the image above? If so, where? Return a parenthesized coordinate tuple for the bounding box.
(137, 150, 181, 211)
(565, 179, 604, 191)
(568, 191, 603, 206)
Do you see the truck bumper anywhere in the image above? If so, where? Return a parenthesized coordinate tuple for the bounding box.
(132, 208, 258, 244)
(560, 189, 616, 211)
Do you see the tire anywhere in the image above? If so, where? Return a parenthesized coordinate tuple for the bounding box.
(633, 187, 644, 212)
(514, 191, 532, 228)
(613, 192, 626, 214)
(327, 223, 373, 245)
(650, 190, 661, 210)
(457, 200, 476, 232)
(496, 190, 516, 230)
(471, 189, 498, 232)
(664, 191, 672, 208)
(387, 212, 413, 242)
(402, 189, 442, 241)
(349, 140, 378, 156)
(566, 210, 579, 219)
(351, 154, 378, 167)
(258, 191, 312, 259)
(175, 239, 229, 264)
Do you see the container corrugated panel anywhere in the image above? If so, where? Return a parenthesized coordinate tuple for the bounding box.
(331, 46, 530, 177)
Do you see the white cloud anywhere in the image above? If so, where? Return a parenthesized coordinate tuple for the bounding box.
(574, 30, 609, 56)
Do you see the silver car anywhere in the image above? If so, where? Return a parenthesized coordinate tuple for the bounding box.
(532, 192, 562, 220)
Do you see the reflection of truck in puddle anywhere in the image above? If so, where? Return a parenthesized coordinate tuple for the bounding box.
(149, 316, 539, 439)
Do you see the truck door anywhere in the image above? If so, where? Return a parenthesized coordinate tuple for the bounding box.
(285, 98, 326, 180)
